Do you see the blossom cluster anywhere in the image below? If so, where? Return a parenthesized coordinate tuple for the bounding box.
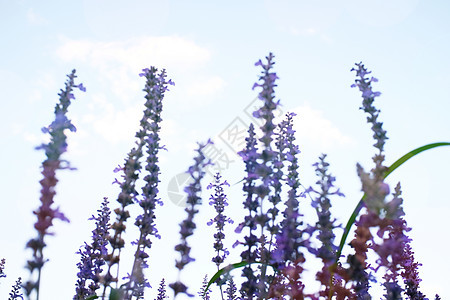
(2, 54, 444, 300)
(25, 70, 85, 298)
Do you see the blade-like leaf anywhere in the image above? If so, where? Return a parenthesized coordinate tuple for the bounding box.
(335, 142, 450, 263)
(204, 261, 277, 296)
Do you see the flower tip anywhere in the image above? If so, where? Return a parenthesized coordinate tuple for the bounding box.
(252, 82, 260, 90)
(78, 83, 86, 92)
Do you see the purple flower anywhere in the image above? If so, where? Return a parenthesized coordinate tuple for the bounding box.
(155, 278, 169, 300)
(351, 62, 387, 179)
(8, 277, 24, 300)
(104, 147, 144, 289)
(103, 67, 173, 298)
(357, 163, 391, 216)
(198, 275, 211, 300)
(272, 113, 305, 265)
(170, 281, 193, 298)
(402, 242, 427, 300)
(382, 187, 427, 300)
(346, 211, 379, 299)
(251, 53, 282, 237)
(305, 154, 345, 298)
(77, 83, 86, 92)
(236, 53, 284, 298)
(225, 278, 237, 300)
(383, 282, 403, 300)
(207, 173, 233, 269)
(170, 140, 212, 297)
(0, 258, 5, 279)
(25, 69, 84, 298)
(235, 123, 259, 298)
(74, 198, 111, 300)
(122, 67, 173, 298)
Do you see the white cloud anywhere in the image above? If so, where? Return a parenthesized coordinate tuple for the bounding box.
(55, 35, 213, 102)
(92, 106, 142, 144)
(186, 76, 226, 98)
(54, 35, 224, 146)
(26, 8, 49, 25)
(56, 35, 211, 73)
(80, 94, 141, 144)
(290, 105, 355, 149)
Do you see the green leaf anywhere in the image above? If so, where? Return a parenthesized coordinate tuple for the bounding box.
(85, 295, 99, 300)
(204, 261, 277, 296)
(109, 288, 124, 300)
(335, 142, 450, 263)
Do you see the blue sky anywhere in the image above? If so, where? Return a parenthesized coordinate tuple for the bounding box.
(1, 1, 449, 299)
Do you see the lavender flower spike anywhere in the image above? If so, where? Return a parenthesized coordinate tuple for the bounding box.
(198, 275, 211, 300)
(123, 67, 174, 299)
(74, 197, 111, 300)
(235, 123, 259, 299)
(207, 172, 233, 299)
(8, 277, 24, 300)
(351, 62, 387, 179)
(104, 66, 173, 295)
(351, 63, 390, 215)
(225, 278, 237, 300)
(0, 258, 5, 279)
(170, 140, 212, 298)
(25, 69, 85, 299)
(155, 279, 169, 300)
(272, 112, 304, 265)
(207, 172, 233, 269)
(307, 154, 346, 298)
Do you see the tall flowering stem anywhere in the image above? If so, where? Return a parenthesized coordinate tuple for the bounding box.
(9, 277, 24, 300)
(351, 62, 387, 181)
(225, 278, 237, 300)
(235, 123, 260, 298)
(306, 154, 349, 299)
(122, 67, 173, 299)
(103, 67, 173, 298)
(74, 197, 111, 300)
(105, 146, 146, 290)
(343, 63, 390, 298)
(268, 112, 306, 299)
(207, 173, 233, 299)
(340, 63, 429, 298)
(252, 53, 281, 230)
(253, 52, 282, 297)
(0, 258, 5, 280)
(25, 70, 85, 300)
(170, 140, 212, 298)
(272, 113, 304, 264)
(207, 173, 233, 269)
(155, 278, 169, 300)
(199, 275, 211, 300)
(351, 62, 390, 215)
(372, 183, 428, 299)
(103, 133, 146, 293)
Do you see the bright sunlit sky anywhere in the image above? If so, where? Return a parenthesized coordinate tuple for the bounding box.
(1, 1, 450, 299)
